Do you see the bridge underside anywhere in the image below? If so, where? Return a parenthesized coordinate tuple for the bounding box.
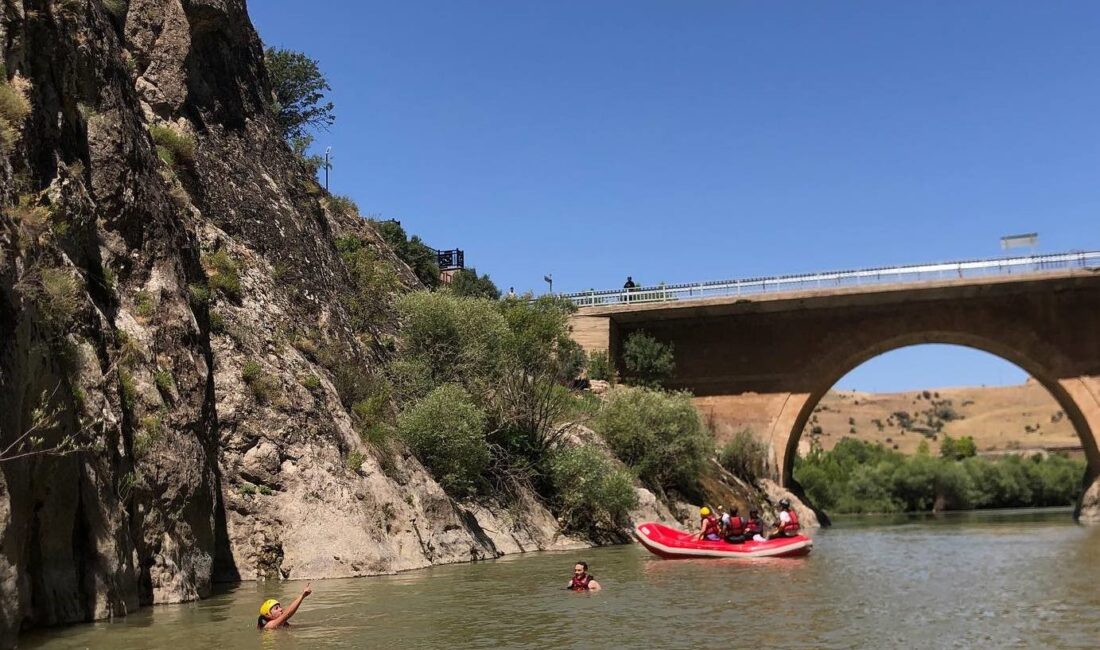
(569, 270, 1100, 522)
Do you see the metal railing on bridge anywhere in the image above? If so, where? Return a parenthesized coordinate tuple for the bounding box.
(562, 250, 1100, 308)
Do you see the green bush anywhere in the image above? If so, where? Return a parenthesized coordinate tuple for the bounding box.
(397, 384, 489, 496)
(587, 349, 611, 381)
(547, 445, 638, 532)
(0, 73, 31, 152)
(794, 437, 1086, 514)
(939, 434, 976, 460)
(396, 292, 508, 394)
(372, 220, 441, 289)
(203, 250, 242, 301)
(154, 368, 174, 394)
(324, 194, 359, 218)
(34, 268, 82, 334)
(444, 267, 500, 299)
(188, 283, 210, 307)
(346, 449, 366, 471)
(621, 331, 674, 388)
(719, 428, 768, 482)
(149, 123, 195, 168)
(241, 361, 280, 404)
(340, 239, 400, 329)
(591, 386, 710, 495)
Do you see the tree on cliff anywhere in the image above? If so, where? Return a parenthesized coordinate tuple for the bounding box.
(265, 47, 335, 158)
(621, 331, 675, 388)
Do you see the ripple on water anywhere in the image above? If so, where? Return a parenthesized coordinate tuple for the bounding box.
(19, 510, 1100, 649)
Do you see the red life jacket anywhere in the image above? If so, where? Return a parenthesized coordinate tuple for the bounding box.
(569, 574, 593, 591)
(702, 515, 721, 537)
(782, 508, 800, 534)
(744, 517, 763, 534)
(727, 516, 745, 535)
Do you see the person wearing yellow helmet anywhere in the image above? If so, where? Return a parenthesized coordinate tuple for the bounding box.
(257, 582, 313, 630)
(697, 506, 721, 541)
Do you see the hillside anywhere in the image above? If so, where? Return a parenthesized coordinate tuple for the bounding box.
(802, 380, 1078, 457)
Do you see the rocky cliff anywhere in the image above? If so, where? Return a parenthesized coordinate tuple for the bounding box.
(0, 1, 603, 644)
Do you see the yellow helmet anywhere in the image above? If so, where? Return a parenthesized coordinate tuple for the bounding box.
(699, 506, 711, 516)
(259, 599, 280, 618)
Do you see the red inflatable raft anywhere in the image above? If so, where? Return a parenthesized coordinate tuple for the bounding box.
(634, 522, 813, 559)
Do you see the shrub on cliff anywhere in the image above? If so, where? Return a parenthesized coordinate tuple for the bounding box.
(719, 428, 768, 482)
(0, 71, 31, 152)
(31, 267, 82, 336)
(149, 124, 195, 169)
(339, 238, 401, 330)
(587, 349, 611, 381)
(397, 384, 489, 496)
(591, 386, 710, 496)
(372, 219, 441, 289)
(621, 331, 674, 388)
(547, 445, 638, 533)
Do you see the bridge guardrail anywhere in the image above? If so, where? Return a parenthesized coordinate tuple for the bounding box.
(563, 250, 1100, 307)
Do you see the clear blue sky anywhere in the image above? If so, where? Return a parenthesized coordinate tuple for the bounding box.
(249, 1, 1099, 392)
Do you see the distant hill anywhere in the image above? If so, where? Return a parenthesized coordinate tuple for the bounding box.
(800, 380, 1077, 457)
(697, 380, 1080, 459)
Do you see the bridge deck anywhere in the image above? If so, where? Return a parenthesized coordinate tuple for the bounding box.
(566, 250, 1100, 312)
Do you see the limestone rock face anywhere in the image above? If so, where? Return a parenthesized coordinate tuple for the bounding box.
(0, 2, 579, 645)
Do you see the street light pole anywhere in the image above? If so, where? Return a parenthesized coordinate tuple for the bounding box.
(544, 274, 553, 294)
(324, 147, 332, 191)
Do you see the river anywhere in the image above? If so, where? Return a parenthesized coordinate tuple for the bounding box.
(23, 509, 1100, 649)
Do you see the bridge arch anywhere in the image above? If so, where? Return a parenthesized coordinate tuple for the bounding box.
(776, 332, 1100, 520)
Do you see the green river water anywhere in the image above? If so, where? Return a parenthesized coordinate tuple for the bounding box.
(23, 509, 1100, 649)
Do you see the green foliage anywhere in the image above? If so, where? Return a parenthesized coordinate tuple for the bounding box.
(719, 428, 768, 482)
(208, 309, 226, 334)
(241, 360, 280, 404)
(324, 194, 358, 218)
(547, 445, 638, 533)
(119, 369, 137, 411)
(346, 449, 366, 471)
(300, 373, 322, 390)
(134, 290, 155, 319)
(265, 47, 335, 144)
(154, 368, 174, 394)
(397, 384, 489, 496)
(592, 386, 710, 495)
(203, 250, 242, 301)
(0, 73, 31, 152)
(148, 124, 195, 168)
(339, 238, 400, 329)
(794, 437, 1086, 514)
(188, 283, 210, 307)
(372, 219, 441, 289)
(133, 414, 163, 460)
(33, 268, 82, 334)
(396, 292, 508, 394)
(940, 434, 977, 460)
(102, 0, 128, 19)
(445, 267, 500, 299)
(621, 331, 675, 388)
(587, 349, 611, 382)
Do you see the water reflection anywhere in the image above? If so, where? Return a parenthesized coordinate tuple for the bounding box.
(22, 510, 1100, 649)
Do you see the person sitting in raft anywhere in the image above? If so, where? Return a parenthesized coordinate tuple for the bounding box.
(769, 498, 801, 539)
(698, 506, 722, 541)
(717, 505, 731, 535)
(257, 582, 313, 630)
(744, 508, 765, 542)
(567, 561, 601, 591)
(724, 506, 748, 544)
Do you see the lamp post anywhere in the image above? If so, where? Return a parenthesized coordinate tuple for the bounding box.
(544, 274, 553, 294)
(324, 147, 332, 191)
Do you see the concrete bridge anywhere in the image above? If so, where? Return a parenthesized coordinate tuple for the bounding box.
(565, 252, 1100, 521)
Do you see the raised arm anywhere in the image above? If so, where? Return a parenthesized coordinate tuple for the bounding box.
(264, 583, 312, 630)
